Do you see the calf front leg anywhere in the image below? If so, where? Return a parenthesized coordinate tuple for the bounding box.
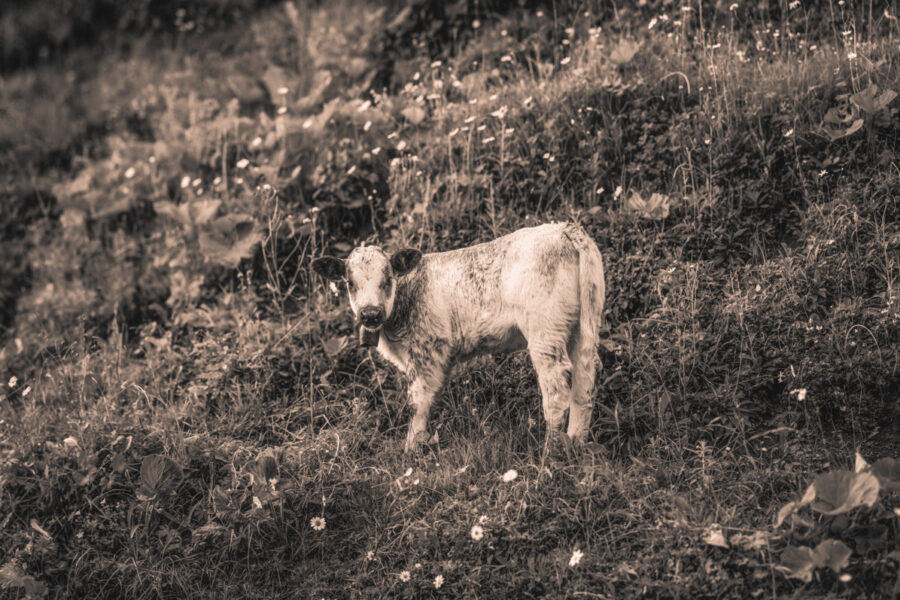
(404, 361, 447, 452)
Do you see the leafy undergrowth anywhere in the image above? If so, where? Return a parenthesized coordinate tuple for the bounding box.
(2, 1, 900, 598)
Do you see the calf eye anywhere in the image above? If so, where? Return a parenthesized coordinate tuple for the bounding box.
(379, 278, 391, 292)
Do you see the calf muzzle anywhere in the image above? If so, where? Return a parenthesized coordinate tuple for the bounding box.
(357, 306, 384, 346)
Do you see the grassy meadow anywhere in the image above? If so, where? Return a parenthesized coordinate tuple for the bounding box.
(1, 0, 899, 597)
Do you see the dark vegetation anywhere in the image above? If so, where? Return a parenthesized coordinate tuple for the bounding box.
(1, 0, 899, 597)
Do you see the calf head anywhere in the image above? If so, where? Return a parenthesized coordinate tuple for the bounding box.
(312, 246, 422, 347)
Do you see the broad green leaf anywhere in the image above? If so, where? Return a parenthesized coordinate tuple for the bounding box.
(609, 39, 640, 66)
(823, 118, 864, 141)
(778, 545, 817, 582)
(51, 169, 93, 201)
(188, 199, 222, 225)
(255, 452, 279, 482)
(703, 525, 729, 548)
(814, 539, 852, 572)
(198, 214, 263, 268)
(871, 457, 900, 491)
(800, 483, 816, 505)
(811, 470, 880, 515)
(400, 105, 426, 125)
(775, 501, 796, 528)
(154, 199, 221, 228)
(850, 84, 898, 113)
(322, 335, 348, 358)
(138, 454, 183, 501)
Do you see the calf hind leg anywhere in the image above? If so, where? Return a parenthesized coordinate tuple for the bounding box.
(566, 332, 598, 441)
(528, 346, 573, 436)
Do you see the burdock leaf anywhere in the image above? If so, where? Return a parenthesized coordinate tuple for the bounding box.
(871, 457, 900, 491)
(198, 214, 263, 268)
(850, 84, 898, 113)
(138, 454, 183, 500)
(811, 470, 880, 515)
(813, 539, 852, 572)
(609, 39, 640, 65)
(778, 545, 817, 582)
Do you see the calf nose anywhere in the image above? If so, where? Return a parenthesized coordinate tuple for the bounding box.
(359, 306, 385, 326)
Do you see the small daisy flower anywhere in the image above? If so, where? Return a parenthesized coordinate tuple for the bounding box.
(791, 388, 808, 401)
(569, 548, 584, 567)
(192, 178, 202, 187)
(302, 118, 313, 129)
(396, 140, 407, 151)
(310, 516, 326, 531)
(482, 136, 495, 144)
(501, 469, 518, 482)
(277, 106, 288, 115)
(472, 19, 480, 29)
(180, 175, 191, 189)
(399, 570, 411, 582)
(434, 574, 444, 588)
(783, 128, 794, 138)
(236, 158, 250, 169)
(277, 86, 289, 94)
(358, 99, 372, 112)
(8, 376, 17, 387)
(363, 120, 372, 131)
(847, 52, 857, 60)
(366, 550, 375, 561)
(21, 385, 31, 398)
(124, 167, 136, 179)
(470, 524, 484, 540)
(614, 185, 623, 199)
(560, 57, 571, 65)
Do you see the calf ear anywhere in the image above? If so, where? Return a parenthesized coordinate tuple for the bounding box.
(312, 257, 346, 281)
(390, 248, 422, 276)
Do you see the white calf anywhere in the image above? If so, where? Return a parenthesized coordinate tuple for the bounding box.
(313, 222, 605, 451)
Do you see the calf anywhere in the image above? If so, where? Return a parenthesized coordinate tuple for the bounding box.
(312, 222, 605, 451)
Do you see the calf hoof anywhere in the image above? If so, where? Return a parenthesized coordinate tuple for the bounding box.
(404, 430, 433, 453)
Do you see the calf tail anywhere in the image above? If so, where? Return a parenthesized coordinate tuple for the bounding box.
(566, 225, 605, 439)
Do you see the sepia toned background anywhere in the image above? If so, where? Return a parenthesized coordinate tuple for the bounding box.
(1, 1, 899, 597)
